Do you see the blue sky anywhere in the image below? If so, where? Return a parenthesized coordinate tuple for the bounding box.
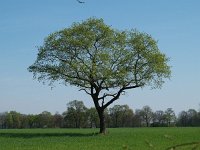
(0, 0, 200, 115)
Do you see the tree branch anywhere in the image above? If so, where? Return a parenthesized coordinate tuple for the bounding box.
(103, 85, 140, 109)
(98, 93, 116, 100)
(79, 88, 91, 95)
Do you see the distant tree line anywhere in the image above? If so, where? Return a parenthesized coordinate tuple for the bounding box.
(0, 100, 200, 129)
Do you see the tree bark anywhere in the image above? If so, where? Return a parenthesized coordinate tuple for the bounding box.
(98, 109, 106, 134)
(92, 94, 106, 134)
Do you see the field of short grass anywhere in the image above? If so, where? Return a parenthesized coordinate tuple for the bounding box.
(0, 127, 200, 150)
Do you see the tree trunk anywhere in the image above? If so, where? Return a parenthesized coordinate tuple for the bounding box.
(98, 109, 106, 134)
(92, 95, 106, 134)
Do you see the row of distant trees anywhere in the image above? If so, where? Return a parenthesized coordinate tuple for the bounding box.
(0, 100, 200, 129)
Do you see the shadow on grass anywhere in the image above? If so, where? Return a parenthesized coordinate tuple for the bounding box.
(0, 132, 98, 138)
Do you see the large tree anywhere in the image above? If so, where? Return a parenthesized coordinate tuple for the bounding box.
(109, 105, 134, 127)
(164, 108, 176, 126)
(28, 18, 171, 133)
(139, 105, 153, 127)
(86, 107, 99, 128)
(64, 100, 87, 128)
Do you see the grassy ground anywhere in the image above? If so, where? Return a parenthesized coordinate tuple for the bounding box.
(0, 128, 200, 150)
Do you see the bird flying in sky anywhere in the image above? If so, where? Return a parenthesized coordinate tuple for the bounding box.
(76, 0, 85, 4)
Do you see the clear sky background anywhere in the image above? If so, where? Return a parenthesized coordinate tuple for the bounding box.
(0, 0, 200, 115)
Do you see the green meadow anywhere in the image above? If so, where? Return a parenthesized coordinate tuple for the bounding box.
(0, 128, 200, 150)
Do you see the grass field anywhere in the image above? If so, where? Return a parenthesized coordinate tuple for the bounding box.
(0, 128, 200, 150)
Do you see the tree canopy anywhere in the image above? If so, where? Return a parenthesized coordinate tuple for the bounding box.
(28, 18, 171, 133)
